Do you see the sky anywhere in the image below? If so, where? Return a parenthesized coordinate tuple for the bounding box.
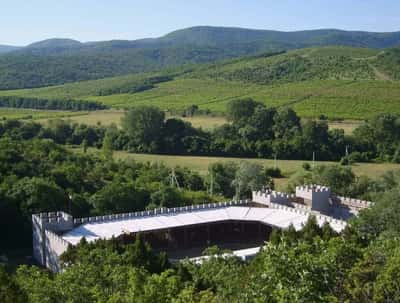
(1, 0, 400, 46)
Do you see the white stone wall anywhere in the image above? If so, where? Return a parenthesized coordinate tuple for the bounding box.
(252, 190, 291, 206)
(44, 230, 69, 272)
(296, 185, 331, 213)
(32, 212, 74, 272)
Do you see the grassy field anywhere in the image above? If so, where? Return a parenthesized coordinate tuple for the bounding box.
(0, 108, 87, 120)
(112, 152, 400, 177)
(71, 148, 399, 190)
(0, 72, 161, 100)
(35, 109, 359, 133)
(38, 110, 125, 127)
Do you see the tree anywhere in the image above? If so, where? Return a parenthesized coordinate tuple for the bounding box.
(226, 98, 263, 125)
(46, 119, 73, 144)
(232, 161, 268, 199)
(373, 246, 400, 303)
(0, 265, 25, 303)
(207, 162, 238, 197)
(102, 127, 115, 160)
(300, 120, 330, 160)
(150, 185, 183, 208)
(122, 106, 165, 152)
(7, 177, 67, 217)
(162, 118, 198, 154)
(273, 107, 301, 139)
(90, 181, 146, 214)
(312, 165, 355, 196)
(248, 106, 277, 140)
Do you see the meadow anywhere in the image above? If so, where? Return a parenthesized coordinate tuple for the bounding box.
(0, 108, 86, 120)
(34, 109, 358, 133)
(72, 147, 399, 190)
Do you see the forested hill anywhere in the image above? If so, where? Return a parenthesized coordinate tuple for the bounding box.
(0, 44, 21, 54)
(1, 26, 400, 90)
(162, 26, 400, 48)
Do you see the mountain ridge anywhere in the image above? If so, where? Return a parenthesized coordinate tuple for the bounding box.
(8, 26, 400, 49)
(1, 26, 400, 90)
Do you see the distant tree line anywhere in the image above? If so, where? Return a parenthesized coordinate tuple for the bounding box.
(96, 75, 173, 96)
(117, 100, 400, 163)
(1, 98, 399, 163)
(0, 96, 108, 111)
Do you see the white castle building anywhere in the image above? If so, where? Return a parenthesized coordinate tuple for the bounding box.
(32, 184, 372, 272)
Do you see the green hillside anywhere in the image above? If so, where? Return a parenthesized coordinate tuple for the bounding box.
(1, 26, 400, 89)
(1, 46, 400, 120)
(191, 47, 382, 84)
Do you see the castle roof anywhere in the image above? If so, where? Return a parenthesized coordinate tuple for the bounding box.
(62, 205, 346, 245)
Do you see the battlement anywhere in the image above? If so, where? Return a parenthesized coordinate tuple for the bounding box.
(32, 211, 74, 235)
(44, 230, 70, 248)
(295, 184, 331, 213)
(335, 196, 373, 209)
(296, 184, 331, 193)
(267, 201, 346, 229)
(252, 190, 294, 206)
(73, 200, 250, 225)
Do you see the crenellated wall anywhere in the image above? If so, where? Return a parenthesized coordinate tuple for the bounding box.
(335, 196, 373, 210)
(32, 211, 73, 271)
(267, 201, 346, 229)
(32, 200, 251, 272)
(252, 184, 373, 219)
(252, 190, 294, 206)
(44, 230, 70, 272)
(72, 200, 251, 225)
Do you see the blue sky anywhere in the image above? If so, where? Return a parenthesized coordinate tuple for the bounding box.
(2, 0, 400, 45)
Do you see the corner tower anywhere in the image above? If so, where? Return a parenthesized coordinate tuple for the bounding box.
(295, 185, 331, 213)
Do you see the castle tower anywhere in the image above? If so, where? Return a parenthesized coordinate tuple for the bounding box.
(32, 212, 74, 269)
(295, 185, 331, 213)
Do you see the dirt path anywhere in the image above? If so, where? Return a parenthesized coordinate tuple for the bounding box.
(369, 64, 392, 81)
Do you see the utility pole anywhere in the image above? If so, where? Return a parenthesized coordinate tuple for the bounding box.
(312, 151, 316, 169)
(235, 178, 241, 202)
(68, 194, 72, 214)
(209, 172, 214, 197)
(170, 168, 181, 191)
(274, 153, 278, 169)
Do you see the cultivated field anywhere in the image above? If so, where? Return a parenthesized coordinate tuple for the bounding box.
(1, 47, 399, 121)
(80, 79, 400, 120)
(0, 108, 86, 120)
